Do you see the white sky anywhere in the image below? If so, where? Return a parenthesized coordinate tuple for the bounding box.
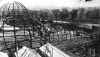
(0, 0, 100, 9)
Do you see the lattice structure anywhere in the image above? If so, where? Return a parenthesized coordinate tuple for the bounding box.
(0, 1, 49, 57)
(0, 1, 99, 57)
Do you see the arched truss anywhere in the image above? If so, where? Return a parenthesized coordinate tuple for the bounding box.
(0, 1, 49, 57)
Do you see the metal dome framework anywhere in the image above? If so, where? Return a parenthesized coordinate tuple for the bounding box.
(0, 1, 28, 16)
(0, 1, 49, 57)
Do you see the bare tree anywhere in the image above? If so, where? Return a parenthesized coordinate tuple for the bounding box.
(69, 9, 78, 21)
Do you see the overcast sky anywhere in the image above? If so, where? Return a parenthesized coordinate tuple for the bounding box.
(0, 0, 100, 9)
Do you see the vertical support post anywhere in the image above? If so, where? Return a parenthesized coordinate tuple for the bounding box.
(57, 30, 59, 43)
(28, 27, 32, 48)
(24, 20, 25, 36)
(62, 19, 63, 42)
(73, 30, 75, 39)
(52, 28, 54, 42)
(66, 30, 68, 41)
(13, 3, 17, 52)
(3, 20, 7, 49)
(29, 20, 32, 48)
(70, 31, 71, 41)
(32, 24, 34, 37)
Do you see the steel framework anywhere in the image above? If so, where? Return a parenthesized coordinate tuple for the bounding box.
(0, 1, 49, 57)
(0, 1, 99, 57)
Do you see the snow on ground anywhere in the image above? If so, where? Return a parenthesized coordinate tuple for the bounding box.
(0, 20, 19, 30)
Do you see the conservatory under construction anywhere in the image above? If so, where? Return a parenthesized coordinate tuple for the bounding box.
(0, 1, 99, 57)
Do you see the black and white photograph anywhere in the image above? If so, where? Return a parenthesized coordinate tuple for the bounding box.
(0, 0, 100, 57)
